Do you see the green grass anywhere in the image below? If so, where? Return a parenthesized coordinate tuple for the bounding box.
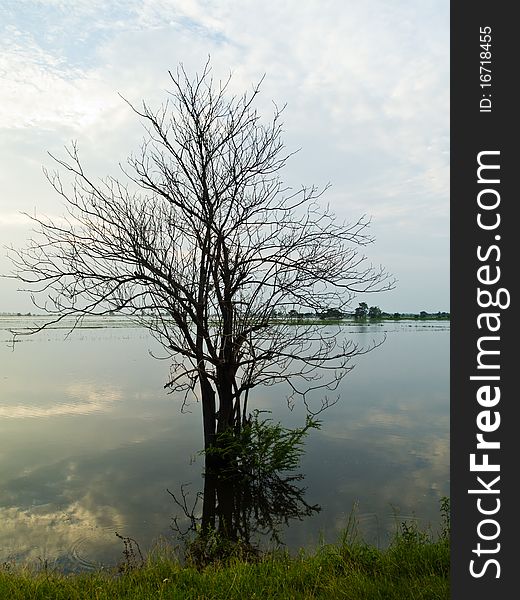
(0, 511, 450, 600)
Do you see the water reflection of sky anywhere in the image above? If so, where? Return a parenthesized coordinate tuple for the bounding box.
(0, 319, 449, 570)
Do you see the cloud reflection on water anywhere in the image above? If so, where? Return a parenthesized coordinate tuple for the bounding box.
(0, 382, 123, 418)
(0, 322, 449, 568)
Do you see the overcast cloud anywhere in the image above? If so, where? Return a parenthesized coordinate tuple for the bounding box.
(0, 0, 449, 313)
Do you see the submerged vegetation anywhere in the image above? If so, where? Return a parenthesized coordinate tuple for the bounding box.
(0, 499, 450, 600)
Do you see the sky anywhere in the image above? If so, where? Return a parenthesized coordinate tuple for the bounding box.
(0, 0, 449, 314)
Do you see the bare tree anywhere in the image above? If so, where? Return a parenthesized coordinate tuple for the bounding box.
(8, 63, 393, 465)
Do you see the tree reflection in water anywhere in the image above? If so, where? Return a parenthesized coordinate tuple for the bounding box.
(168, 414, 321, 566)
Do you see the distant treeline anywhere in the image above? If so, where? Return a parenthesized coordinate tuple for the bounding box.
(1, 306, 450, 321)
(277, 303, 449, 321)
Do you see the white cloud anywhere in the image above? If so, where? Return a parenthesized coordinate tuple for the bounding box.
(0, 213, 30, 227)
(0, 39, 123, 131)
(0, 0, 449, 312)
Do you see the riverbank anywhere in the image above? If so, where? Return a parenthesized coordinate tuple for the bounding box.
(1, 511, 450, 600)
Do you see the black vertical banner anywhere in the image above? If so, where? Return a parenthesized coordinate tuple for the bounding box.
(451, 3, 517, 598)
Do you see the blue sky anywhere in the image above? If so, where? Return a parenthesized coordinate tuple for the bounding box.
(0, 0, 449, 313)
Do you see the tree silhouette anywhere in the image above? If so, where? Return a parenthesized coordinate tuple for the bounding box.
(9, 62, 393, 465)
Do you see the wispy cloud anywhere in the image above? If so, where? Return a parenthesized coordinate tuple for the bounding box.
(0, 0, 449, 311)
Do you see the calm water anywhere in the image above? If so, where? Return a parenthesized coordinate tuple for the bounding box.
(0, 317, 449, 571)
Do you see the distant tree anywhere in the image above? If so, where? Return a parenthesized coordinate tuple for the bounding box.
(9, 63, 393, 468)
(368, 305, 382, 319)
(354, 302, 368, 319)
(319, 307, 344, 320)
(420, 311, 428, 318)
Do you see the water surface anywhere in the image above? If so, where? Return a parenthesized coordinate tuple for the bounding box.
(0, 317, 449, 570)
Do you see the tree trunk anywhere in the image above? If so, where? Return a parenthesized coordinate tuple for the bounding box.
(216, 474, 236, 540)
(200, 373, 216, 454)
(201, 467, 216, 535)
(216, 366, 235, 435)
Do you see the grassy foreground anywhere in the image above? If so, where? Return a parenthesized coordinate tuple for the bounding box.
(0, 518, 449, 600)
